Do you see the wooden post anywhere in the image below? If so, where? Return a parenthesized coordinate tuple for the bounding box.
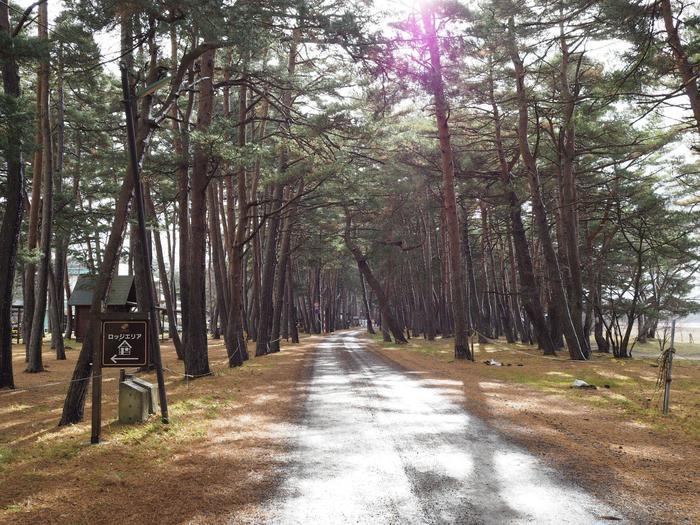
(663, 319, 676, 415)
(90, 321, 102, 444)
(120, 65, 169, 424)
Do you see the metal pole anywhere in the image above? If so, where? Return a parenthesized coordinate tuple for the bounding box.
(663, 319, 675, 415)
(120, 65, 169, 424)
(90, 332, 102, 443)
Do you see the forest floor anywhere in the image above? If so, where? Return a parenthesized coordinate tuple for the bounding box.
(0, 335, 318, 525)
(2, 331, 698, 524)
(368, 333, 700, 524)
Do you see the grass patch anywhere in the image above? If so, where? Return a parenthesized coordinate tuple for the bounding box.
(41, 440, 83, 461)
(3, 503, 23, 513)
(0, 446, 18, 472)
(0, 436, 84, 475)
(109, 392, 236, 448)
(379, 335, 700, 439)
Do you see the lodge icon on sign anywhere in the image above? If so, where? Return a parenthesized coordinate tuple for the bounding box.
(117, 340, 132, 356)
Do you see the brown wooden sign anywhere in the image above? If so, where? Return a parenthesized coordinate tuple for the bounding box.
(101, 316, 148, 368)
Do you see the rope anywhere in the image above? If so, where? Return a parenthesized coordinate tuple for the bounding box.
(0, 335, 244, 396)
(265, 337, 281, 353)
(468, 329, 583, 362)
(0, 353, 241, 396)
(168, 336, 287, 381)
(162, 356, 232, 380)
(0, 373, 111, 397)
(467, 329, 700, 363)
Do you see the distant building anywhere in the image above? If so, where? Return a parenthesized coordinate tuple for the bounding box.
(68, 275, 137, 341)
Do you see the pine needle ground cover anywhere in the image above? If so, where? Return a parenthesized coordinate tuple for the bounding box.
(0, 336, 317, 525)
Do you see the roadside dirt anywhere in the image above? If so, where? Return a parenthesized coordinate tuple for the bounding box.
(367, 336, 700, 525)
(4, 331, 697, 524)
(0, 336, 318, 525)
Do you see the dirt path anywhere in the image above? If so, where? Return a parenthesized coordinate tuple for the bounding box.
(246, 331, 624, 524)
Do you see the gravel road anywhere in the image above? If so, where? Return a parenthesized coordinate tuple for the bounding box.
(245, 331, 625, 524)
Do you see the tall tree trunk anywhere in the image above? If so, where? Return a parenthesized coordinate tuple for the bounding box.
(184, 48, 215, 378)
(507, 17, 586, 359)
(52, 45, 67, 359)
(420, 201, 436, 340)
(490, 229, 516, 344)
(223, 81, 250, 367)
(660, 0, 700, 134)
(358, 267, 375, 334)
(64, 264, 73, 340)
(207, 182, 229, 333)
(175, 41, 194, 347)
(23, 5, 47, 354)
(463, 211, 487, 342)
(0, 2, 26, 388)
(345, 215, 407, 343)
(63, 134, 81, 341)
(48, 266, 65, 359)
(287, 263, 299, 343)
(256, 33, 299, 355)
(130, 213, 160, 369)
(502, 236, 522, 339)
(145, 190, 184, 359)
(487, 59, 550, 350)
(558, 27, 589, 356)
(270, 182, 302, 353)
(478, 204, 495, 337)
(421, 8, 470, 359)
(27, 0, 54, 373)
(438, 210, 452, 337)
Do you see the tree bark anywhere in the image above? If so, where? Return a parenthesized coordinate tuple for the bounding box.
(48, 266, 65, 359)
(345, 215, 407, 343)
(256, 33, 299, 355)
(145, 190, 184, 359)
(421, 8, 470, 359)
(174, 40, 194, 347)
(23, 40, 43, 352)
(487, 55, 555, 353)
(358, 267, 375, 334)
(52, 45, 67, 359)
(223, 81, 250, 367)
(184, 48, 215, 378)
(287, 263, 299, 343)
(207, 182, 229, 333)
(507, 17, 586, 359)
(271, 182, 303, 353)
(420, 200, 436, 340)
(0, 2, 26, 388)
(462, 211, 487, 341)
(26, 0, 54, 373)
(660, 0, 700, 135)
(558, 27, 589, 356)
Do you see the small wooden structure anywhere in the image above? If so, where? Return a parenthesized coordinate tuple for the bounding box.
(68, 275, 137, 341)
(11, 300, 23, 343)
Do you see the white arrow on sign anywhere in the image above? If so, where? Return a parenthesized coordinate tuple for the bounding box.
(110, 354, 141, 364)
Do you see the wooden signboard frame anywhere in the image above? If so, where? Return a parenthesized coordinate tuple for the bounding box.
(101, 316, 148, 368)
(91, 313, 153, 444)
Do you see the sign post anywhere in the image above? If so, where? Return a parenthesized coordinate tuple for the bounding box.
(119, 64, 169, 426)
(91, 313, 152, 444)
(663, 319, 676, 415)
